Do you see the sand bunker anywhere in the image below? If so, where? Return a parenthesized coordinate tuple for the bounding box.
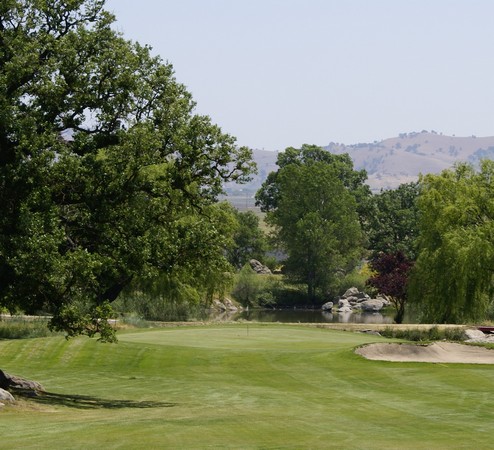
(356, 342, 494, 364)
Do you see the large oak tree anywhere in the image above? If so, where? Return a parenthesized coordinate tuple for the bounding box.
(0, 0, 254, 340)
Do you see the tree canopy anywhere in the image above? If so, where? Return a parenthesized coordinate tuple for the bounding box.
(367, 182, 420, 259)
(226, 209, 267, 269)
(367, 251, 413, 323)
(409, 161, 494, 323)
(256, 145, 371, 220)
(0, 0, 254, 340)
(256, 145, 365, 302)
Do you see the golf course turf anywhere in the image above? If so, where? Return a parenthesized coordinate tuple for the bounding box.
(1, 324, 493, 449)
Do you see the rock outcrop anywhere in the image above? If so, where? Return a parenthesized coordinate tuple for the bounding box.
(465, 329, 494, 343)
(0, 369, 44, 399)
(358, 299, 386, 312)
(249, 259, 272, 275)
(0, 369, 10, 390)
(321, 301, 333, 311)
(8, 374, 45, 393)
(212, 298, 240, 312)
(328, 287, 390, 314)
(0, 388, 15, 404)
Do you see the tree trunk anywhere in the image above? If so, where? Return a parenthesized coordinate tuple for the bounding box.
(394, 300, 405, 324)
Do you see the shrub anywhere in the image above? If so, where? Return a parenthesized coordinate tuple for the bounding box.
(380, 326, 466, 342)
(334, 264, 373, 296)
(232, 264, 265, 306)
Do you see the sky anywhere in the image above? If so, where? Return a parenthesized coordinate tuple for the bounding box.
(105, 0, 494, 151)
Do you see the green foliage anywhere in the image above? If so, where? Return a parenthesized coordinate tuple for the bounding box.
(256, 144, 372, 224)
(256, 145, 366, 302)
(268, 282, 311, 307)
(115, 289, 204, 322)
(48, 301, 117, 342)
(367, 182, 420, 258)
(0, 1, 254, 339)
(334, 264, 372, 295)
(409, 161, 494, 323)
(379, 326, 466, 342)
(226, 209, 268, 269)
(231, 265, 276, 308)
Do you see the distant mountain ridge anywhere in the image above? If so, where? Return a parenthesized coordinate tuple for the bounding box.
(324, 131, 494, 190)
(226, 131, 494, 196)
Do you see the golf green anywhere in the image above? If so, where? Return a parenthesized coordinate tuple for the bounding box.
(1, 324, 493, 449)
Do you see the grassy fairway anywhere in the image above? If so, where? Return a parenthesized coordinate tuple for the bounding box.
(1, 324, 494, 449)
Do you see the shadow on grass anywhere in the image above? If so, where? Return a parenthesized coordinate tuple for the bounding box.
(24, 391, 177, 410)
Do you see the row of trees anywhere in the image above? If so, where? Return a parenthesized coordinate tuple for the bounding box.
(1, 2, 492, 340)
(255, 144, 494, 324)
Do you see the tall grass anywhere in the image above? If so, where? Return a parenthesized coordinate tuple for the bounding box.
(0, 317, 57, 339)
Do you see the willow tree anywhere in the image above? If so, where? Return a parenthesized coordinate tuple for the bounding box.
(409, 161, 494, 323)
(0, 1, 254, 340)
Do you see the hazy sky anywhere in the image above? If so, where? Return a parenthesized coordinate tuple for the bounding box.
(105, 0, 494, 151)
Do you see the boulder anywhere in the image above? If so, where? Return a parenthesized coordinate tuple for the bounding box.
(0, 369, 44, 396)
(338, 298, 351, 308)
(345, 296, 359, 306)
(360, 299, 385, 312)
(464, 329, 494, 343)
(212, 298, 241, 312)
(222, 298, 239, 312)
(337, 305, 352, 313)
(376, 295, 391, 307)
(212, 299, 228, 311)
(321, 301, 333, 311)
(8, 375, 44, 393)
(249, 259, 272, 275)
(342, 287, 359, 298)
(0, 369, 11, 390)
(0, 388, 15, 403)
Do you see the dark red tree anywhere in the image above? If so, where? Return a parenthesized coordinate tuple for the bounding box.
(367, 252, 414, 323)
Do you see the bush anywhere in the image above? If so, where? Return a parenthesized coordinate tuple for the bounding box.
(380, 326, 466, 342)
(334, 263, 374, 296)
(114, 275, 210, 322)
(231, 265, 265, 306)
(114, 291, 206, 322)
(232, 264, 285, 307)
(269, 283, 310, 307)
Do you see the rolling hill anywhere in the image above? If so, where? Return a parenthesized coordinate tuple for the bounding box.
(324, 131, 494, 190)
(225, 131, 494, 199)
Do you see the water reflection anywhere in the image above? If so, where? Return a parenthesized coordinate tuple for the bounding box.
(208, 309, 396, 324)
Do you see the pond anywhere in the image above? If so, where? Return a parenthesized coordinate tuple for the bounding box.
(205, 308, 418, 324)
(239, 309, 395, 324)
